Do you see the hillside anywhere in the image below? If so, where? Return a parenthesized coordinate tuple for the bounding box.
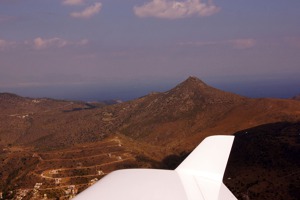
(292, 94, 300, 100)
(224, 122, 300, 200)
(1, 77, 300, 199)
(0, 94, 105, 147)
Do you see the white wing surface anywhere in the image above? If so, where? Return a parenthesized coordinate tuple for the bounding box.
(73, 135, 237, 200)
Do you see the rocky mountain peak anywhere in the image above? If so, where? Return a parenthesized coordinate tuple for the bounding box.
(166, 76, 244, 104)
(122, 77, 246, 131)
(174, 76, 208, 91)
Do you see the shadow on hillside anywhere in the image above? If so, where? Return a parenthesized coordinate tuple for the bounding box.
(159, 152, 190, 170)
(224, 122, 300, 200)
(157, 122, 300, 200)
(63, 103, 98, 112)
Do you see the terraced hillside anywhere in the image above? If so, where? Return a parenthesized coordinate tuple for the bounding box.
(1, 135, 163, 199)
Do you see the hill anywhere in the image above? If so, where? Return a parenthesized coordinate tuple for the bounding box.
(224, 122, 300, 200)
(292, 94, 300, 100)
(1, 77, 300, 199)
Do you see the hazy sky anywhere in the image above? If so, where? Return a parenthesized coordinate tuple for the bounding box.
(1, 0, 300, 100)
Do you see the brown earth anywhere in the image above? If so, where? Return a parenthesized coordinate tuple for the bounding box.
(0, 76, 300, 199)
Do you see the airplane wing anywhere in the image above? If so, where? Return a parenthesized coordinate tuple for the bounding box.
(73, 135, 237, 200)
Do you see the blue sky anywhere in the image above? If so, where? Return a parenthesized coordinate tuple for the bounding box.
(0, 0, 300, 100)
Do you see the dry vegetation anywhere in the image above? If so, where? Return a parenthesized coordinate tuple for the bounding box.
(0, 77, 300, 199)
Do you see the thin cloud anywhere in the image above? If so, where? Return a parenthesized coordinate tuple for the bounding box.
(179, 38, 257, 49)
(0, 39, 9, 48)
(33, 37, 68, 49)
(0, 39, 15, 50)
(77, 39, 89, 45)
(179, 41, 221, 46)
(27, 37, 88, 50)
(231, 39, 256, 49)
(284, 37, 300, 48)
(70, 2, 102, 19)
(0, 15, 16, 23)
(62, 0, 85, 6)
(134, 0, 220, 19)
